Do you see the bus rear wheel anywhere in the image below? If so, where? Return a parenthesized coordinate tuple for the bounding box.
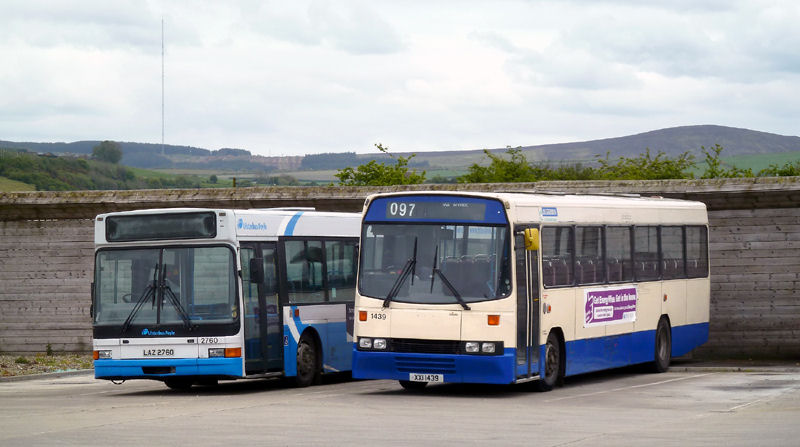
(399, 380, 427, 391)
(294, 335, 318, 387)
(537, 332, 562, 392)
(651, 317, 672, 373)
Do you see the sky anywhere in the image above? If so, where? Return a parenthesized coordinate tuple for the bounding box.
(2, 0, 799, 157)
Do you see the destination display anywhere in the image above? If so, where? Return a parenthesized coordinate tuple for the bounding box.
(364, 195, 508, 224)
(106, 211, 217, 242)
(384, 200, 486, 221)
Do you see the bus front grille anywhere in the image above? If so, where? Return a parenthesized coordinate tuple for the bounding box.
(395, 356, 457, 375)
(391, 338, 461, 354)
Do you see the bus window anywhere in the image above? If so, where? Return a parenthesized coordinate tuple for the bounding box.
(542, 226, 574, 287)
(661, 227, 685, 279)
(686, 226, 709, 278)
(606, 226, 633, 283)
(634, 226, 660, 281)
(285, 240, 325, 303)
(326, 240, 357, 302)
(576, 226, 604, 285)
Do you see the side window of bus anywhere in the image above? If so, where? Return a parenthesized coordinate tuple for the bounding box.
(285, 240, 325, 304)
(326, 240, 357, 302)
(576, 226, 604, 285)
(606, 226, 633, 282)
(634, 226, 660, 281)
(686, 226, 709, 278)
(541, 226, 574, 287)
(661, 226, 685, 280)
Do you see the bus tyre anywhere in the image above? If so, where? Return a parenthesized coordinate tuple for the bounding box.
(537, 332, 562, 392)
(164, 378, 193, 390)
(294, 335, 318, 387)
(399, 380, 427, 391)
(652, 318, 672, 373)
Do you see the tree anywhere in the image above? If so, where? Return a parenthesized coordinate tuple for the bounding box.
(699, 144, 753, 178)
(458, 147, 596, 183)
(92, 141, 123, 164)
(596, 148, 695, 180)
(335, 144, 426, 186)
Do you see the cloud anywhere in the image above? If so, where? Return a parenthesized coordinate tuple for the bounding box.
(237, 0, 404, 55)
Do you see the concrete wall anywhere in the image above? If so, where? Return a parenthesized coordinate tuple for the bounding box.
(1, 178, 798, 358)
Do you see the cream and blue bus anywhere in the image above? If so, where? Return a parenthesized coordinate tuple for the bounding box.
(92, 208, 359, 389)
(352, 192, 709, 390)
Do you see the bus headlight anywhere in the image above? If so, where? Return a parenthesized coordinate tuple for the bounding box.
(208, 348, 225, 358)
(463, 341, 502, 355)
(373, 339, 387, 350)
(359, 337, 372, 349)
(93, 350, 112, 360)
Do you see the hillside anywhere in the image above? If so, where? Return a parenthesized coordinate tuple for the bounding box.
(3, 125, 799, 172)
(392, 125, 800, 169)
(0, 140, 301, 172)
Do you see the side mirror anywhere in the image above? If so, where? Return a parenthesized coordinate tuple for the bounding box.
(249, 258, 264, 284)
(524, 228, 540, 251)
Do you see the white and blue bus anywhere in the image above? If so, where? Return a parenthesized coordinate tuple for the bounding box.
(92, 208, 359, 389)
(353, 192, 709, 390)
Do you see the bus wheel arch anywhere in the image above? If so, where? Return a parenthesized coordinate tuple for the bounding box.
(294, 329, 322, 387)
(537, 328, 565, 391)
(651, 315, 672, 373)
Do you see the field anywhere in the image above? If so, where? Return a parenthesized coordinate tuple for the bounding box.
(0, 176, 36, 192)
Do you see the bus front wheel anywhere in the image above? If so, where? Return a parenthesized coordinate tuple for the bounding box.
(537, 332, 562, 392)
(651, 317, 672, 373)
(294, 335, 318, 387)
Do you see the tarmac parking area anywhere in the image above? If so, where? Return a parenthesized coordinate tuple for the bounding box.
(1, 366, 799, 446)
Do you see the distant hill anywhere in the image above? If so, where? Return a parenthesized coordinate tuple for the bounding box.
(3, 125, 799, 171)
(393, 125, 800, 168)
(0, 140, 300, 172)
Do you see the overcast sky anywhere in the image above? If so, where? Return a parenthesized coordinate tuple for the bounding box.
(2, 0, 799, 156)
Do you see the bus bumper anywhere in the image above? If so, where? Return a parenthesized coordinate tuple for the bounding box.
(94, 358, 243, 380)
(352, 347, 516, 385)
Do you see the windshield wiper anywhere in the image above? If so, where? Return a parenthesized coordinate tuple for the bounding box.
(383, 237, 417, 308)
(121, 264, 158, 333)
(430, 245, 471, 311)
(160, 265, 195, 330)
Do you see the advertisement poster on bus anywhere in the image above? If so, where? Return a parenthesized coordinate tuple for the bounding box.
(584, 286, 637, 327)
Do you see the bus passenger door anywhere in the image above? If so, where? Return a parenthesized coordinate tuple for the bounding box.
(241, 243, 283, 374)
(515, 228, 540, 380)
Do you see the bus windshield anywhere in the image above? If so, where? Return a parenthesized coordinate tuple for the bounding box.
(359, 224, 512, 304)
(93, 246, 237, 333)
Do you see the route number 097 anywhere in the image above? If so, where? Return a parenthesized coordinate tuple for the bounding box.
(388, 202, 415, 217)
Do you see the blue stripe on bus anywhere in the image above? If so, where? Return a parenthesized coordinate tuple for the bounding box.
(283, 211, 305, 236)
(94, 357, 243, 379)
(352, 322, 708, 384)
(283, 318, 352, 377)
(352, 348, 517, 385)
(563, 322, 709, 377)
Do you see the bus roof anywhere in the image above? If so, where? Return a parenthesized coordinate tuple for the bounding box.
(364, 191, 708, 225)
(94, 208, 361, 245)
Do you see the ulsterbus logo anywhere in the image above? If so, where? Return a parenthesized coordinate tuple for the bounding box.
(237, 218, 267, 231)
(141, 328, 175, 336)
